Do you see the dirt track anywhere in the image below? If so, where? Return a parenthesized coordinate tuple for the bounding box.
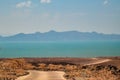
(16, 70, 66, 80)
(85, 58, 111, 65)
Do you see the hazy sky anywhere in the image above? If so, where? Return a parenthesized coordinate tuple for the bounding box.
(0, 0, 120, 36)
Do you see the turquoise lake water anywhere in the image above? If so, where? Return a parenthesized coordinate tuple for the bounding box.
(0, 41, 120, 58)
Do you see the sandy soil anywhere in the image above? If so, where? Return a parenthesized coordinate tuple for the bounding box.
(16, 70, 66, 80)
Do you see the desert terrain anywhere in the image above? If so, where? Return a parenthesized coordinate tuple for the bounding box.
(0, 57, 120, 80)
(16, 70, 66, 80)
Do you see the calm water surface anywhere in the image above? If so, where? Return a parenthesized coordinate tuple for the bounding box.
(0, 41, 120, 58)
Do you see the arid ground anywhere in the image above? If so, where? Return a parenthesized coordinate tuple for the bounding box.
(0, 57, 120, 80)
(16, 70, 66, 80)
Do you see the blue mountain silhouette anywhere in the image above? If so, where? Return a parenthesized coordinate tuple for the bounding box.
(0, 31, 120, 41)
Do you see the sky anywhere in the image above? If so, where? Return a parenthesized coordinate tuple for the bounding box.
(0, 0, 120, 36)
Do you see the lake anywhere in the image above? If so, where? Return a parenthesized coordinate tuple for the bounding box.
(0, 41, 120, 58)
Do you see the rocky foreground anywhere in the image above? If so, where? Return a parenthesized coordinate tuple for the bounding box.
(0, 57, 120, 80)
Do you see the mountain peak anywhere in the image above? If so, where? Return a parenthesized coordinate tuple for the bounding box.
(49, 30, 56, 33)
(35, 32, 41, 34)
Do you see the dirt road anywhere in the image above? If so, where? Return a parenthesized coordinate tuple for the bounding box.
(85, 58, 111, 65)
(16, 70, 66, 80)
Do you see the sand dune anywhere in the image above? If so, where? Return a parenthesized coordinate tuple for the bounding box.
(16, 70, 66, 80)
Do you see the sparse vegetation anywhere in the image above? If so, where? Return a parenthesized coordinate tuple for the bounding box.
(0, 57, 120, 80)
(0, 59, 29, 80)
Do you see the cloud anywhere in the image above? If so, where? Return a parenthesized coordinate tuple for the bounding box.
(16, 1, 32, 8)
(103, 0, 109, 5)
(40, 0, 51, 4)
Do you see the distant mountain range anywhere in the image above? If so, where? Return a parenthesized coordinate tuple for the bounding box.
(0, 30, 120, 41)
